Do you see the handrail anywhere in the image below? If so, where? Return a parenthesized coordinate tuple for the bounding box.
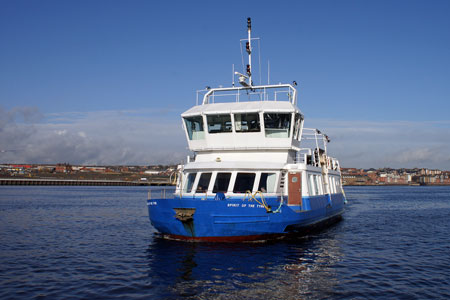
(200, 84, 297, 106)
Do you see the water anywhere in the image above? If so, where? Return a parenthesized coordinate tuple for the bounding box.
(1, 185, 450, 299)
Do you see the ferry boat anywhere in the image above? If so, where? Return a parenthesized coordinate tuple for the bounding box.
(147, 18, 346, 242)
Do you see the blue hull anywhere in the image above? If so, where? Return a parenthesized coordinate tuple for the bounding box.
(148, 194, 345, 242)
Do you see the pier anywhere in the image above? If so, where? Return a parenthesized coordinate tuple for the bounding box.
(0, 178, 173, 186)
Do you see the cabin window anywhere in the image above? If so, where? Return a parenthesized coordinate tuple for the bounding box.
(184, 172, 197, 193)
(196, 172, 211, 193)
(308, 174, 315, 196)
(213, 172, 231, 193)
(233, 173, 256, 193)
(335, 178, 341, 193)
(263, 113, 291, 138)
(234, 113, 260, 132)
(314, 175, 321, 195)
(207, 114, 232, 133)
(258, 173, 277, 193)
(184, 116, 204, 140)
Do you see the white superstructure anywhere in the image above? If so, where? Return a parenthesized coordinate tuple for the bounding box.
(173, 17, 343, 205)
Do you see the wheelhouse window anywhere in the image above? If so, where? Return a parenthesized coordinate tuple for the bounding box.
(293, 113, 303, 140)
(234, 113, 260, 132)
(263, 113, 291, 138)
(183, 172, 197, 193)
(184, 116, 204, 140)
(213, 173, 231, 193)
(258, 173, 277, 193)
(196, 173, 211, 193)
(233, 173, 256, 193)
(207, 114, 232, 133)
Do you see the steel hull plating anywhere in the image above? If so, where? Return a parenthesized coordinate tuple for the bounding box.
(148, 194, 345, 242)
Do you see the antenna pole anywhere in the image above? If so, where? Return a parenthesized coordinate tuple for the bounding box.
(267, 60, 270, 85)
(246, 17, 252, 86)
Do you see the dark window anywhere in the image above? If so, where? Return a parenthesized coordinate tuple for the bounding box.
(234, 113, 260, 132)
(233, 173, 256, 193)
(196, 173, 211, 192)
(207, 114, 232, 133)
(213, 173, 231, 193)
(184, 172, 197, 193)
(264, 113, 291, 138)
(258, 173, 277, 193)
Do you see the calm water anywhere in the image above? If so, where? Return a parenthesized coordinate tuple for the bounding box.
(1, 185, 450, 299)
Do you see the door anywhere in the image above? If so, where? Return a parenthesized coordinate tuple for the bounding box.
(288, 172, 302, 206)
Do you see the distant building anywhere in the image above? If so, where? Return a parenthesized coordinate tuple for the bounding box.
(144, 170, 160, 175)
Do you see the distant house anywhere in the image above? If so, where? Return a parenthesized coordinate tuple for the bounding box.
(80, 166, 106, 173)
(144, 170, 160, 175)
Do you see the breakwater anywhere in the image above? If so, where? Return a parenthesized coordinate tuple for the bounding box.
(0, 178, 172, 186)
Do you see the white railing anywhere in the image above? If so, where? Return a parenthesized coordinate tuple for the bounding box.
(196, 84, 297, 106)
(295, 148, 312, 164)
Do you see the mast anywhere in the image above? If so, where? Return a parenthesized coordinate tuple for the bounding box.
(246, 17, 252, 86)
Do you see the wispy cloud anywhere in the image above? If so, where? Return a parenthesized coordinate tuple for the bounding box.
(2, 107, 450, 169)
(308, 118, 450, 169)
(0, 106, 187, 165)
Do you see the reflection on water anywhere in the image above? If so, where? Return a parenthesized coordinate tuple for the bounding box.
(146, 224, 344, 300)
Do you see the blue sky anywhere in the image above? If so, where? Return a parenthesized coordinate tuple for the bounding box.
(1, 0, 450, 168)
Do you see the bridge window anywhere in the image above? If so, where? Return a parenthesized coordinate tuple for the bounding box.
(183, 172, 197, 193)
(234, 113, 260, 132)
(258, 173, 277, 193)
(213, 172, 231, 193)
(184, 116, 204, 140)
(264, 113, 291, 138)
(233, 173, 256, 193)
(207, 114, 232, 133)
(196, 172, 211, 193)
(293, 113, 303, 140)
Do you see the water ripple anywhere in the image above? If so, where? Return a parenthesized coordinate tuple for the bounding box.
(1, 186, 450, 299)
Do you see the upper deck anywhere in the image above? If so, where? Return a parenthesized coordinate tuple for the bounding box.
(181, 84, 304, 153)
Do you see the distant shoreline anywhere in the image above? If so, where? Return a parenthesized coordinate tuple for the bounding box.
(1, 178, 448, 187)
(0, 178, 173, 186)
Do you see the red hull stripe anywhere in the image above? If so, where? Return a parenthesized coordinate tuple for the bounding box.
(164, 233, 284, 242)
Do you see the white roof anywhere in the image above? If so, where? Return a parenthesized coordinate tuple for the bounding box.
(181, 101, 300, 117)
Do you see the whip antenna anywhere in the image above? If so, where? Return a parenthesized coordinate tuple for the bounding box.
(246, 17, 252, 86)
